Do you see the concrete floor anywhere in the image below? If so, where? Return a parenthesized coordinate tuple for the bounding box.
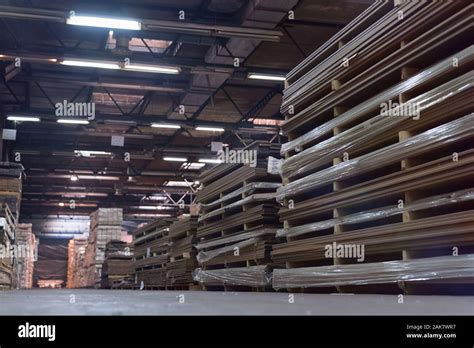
(0, 289, 473, 315)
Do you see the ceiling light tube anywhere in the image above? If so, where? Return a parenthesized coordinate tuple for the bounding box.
(61, 59, 120, 70)
(66, 14, 142, 31)
(151, 123, 181, 129)
(74, 150, 112, 157)
(57, 119, 90, 124)
(7, 116, 40, 122)
(247, 73, 286, 81)
(198, 158, 222, 164)
(163, 156, 187, 162)
(195, 126, 225, 132)
(124, 64, 180, 74)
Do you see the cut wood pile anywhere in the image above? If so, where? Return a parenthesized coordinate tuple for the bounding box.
(66, 238, 87, 288)
(274, 1, 474, 294)
(167, 216, 198, 288)
(101, 240, 134, 289)
(15, 223, 36, 289)
(133, 218, 176, 288)
(0, 162, 22, 290)
(193, 142, 281, 289)
(82, 208, 123, 287)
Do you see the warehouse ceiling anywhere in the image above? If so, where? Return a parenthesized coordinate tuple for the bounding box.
(0, 0, 370, 221)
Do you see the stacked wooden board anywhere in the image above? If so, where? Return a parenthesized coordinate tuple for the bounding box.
(167, 216, 199, 289)
(193, 142, 281, 290)
(101, 240, 134, 289)
(273, 0, 474, 294)
(0, 162, 22, 290)
(15, 223, 36, 289)
(66, 238, 87, 288)
(82, 208, 123, 287)
(133, 218, 175, 288)
(0, 205, 15, 290)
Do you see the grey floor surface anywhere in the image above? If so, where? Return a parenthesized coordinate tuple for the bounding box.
(0, 289, 473, 315)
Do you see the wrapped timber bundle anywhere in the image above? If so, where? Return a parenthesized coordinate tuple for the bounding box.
(194, 141, 281, 290)
(101, 240, 134, 289)
(83, 208, 123, 287)
(33, 240, 68, 287)
(133, 218, 176, 289)
(275, 0, 474, 294)
(167, 216, 198, 289)
(193, 265, 272, 288)
(66, 238, 87, 288)
(15, 223, 36, 289)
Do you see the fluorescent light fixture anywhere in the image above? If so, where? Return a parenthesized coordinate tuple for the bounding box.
(151, 123, 181, 129)
(124, 64, 180, 74)
(165, 180, 190, 187)
(57, 119, 90, 125)
(142, 195, 168, 201)
(195, 126, 225, 132)
(74, 150, 112, 157)
(61, 59, 120, 70)
(7, 116, 40, 122)
(77, 175, 120, 181)
(163, 156, 187, 162)
(137, 206, 173, 210)
(198, 158, 222, 164)
(248, 73, 286, 82)
(180, 162, 205, 170)
(66, 15, 142, 31)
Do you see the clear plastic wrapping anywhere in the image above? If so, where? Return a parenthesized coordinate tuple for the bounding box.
(277, 113, 474, 201)
(281, 46, 474, 154)
(277, 189, 474, 238)
(200, 182, 281, 210)
(193, 265, 271, 287)
(199, 193, 277, 221)
(196, 228, 277, 250)
(196, 238, 259, 264)
(282, 72, 473, 178)
(272, 254, 474, 289)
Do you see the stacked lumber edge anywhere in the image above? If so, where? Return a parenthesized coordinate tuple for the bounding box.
(15, 223, 36, 289)
(193, 141, 281, 289)
(167, 216, 199, 289)
(272, 0, 474, 293)
(67, 238, 87, 288)
(0, 162, 22, 290)
(101, 240, 134, 289)
(80, 208, 123, 287)
(133, 218, 175, 288)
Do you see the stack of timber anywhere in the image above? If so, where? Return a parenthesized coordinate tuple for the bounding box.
(274, 0, 474, 294)
(193, 142, 281, 291)
(133, 218, 176, 289)
(0, 162, 22, 290)
(0, 204, 16, 290)
(66, 238, 87, 288)
(167, 216, 199, 289)
(15, 223, 36, 289)
(83, 208, 123, 287)
(101, 240, 134, 289)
